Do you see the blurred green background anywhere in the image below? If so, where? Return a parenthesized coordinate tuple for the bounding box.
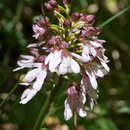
(0, 0, 130, 130)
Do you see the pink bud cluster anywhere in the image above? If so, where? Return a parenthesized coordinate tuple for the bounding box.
(44, 0, 58, 12)
(14, 0, 109, 120)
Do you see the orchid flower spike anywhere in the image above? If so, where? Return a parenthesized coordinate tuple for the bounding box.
(14, 0, 109, 120)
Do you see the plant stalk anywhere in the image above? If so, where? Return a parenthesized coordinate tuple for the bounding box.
(33, 76, 63, 130)
(73, 112, 77, 130)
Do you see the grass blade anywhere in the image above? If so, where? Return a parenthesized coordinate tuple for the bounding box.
(0, 83, 19, 108)
(99, 7, 130, 28)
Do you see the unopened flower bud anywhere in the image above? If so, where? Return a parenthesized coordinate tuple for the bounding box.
(47, 35, 62, 46)
(38, 55, 46, 62)
(63, 19, 71, 28)
(44, 0, 57, 13)
(81, 27, 100, 38)
(87, 27, 100, 35)
(71, 12, 81, 21)
(67, 85, 78, 95)
(63, 0, 71, 6)
(32, 24, 46, 39)
(81, 14, 95, 24)
(29, 48, 39, 57)
(81, 30, 89, 38)
(50, 0, 57, 7)
(85, 15, 95, 24)
(79, 13, 84, 17)
(60, 41, 69, 48)
(36, 17, 51, 28)
(44, 3, 53, 12)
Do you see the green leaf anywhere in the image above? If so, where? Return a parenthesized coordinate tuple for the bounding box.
(95, 118, 118, 130)
(40, 128, 48, 130)
(117, 106, 130, 114)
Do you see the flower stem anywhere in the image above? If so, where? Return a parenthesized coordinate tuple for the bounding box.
(33, 76, 63, 130)
(73, 112, 77, 130)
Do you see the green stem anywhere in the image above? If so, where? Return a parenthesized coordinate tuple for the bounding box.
(33, 91, 51, 130)
(33, 76, 63, 130)
(73, 112, 77, 130)
(0, 82, 19, 108)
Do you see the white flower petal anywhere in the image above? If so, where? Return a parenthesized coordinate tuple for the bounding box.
(90, 98, 94, 110)
(90, 41, 102, 48)
(33, 34, 39, 39)
(20, 59, 34, 63)
(78, 108, 87, 117)
(64, 100, 73, 120)
(83, 55, 91, 62)
(20, 88, 37, 104)
(90, 48, 97, 57)
(72, 52, 92, 62)
(86, 72, 98, 89)
(13, 67, 24, 72)
(101, 61, 110, 72)
(49, 51, 62, 72)
(32, 69, 47, 91)
(20, 83, 30, 86)
(20, 55, 34, 60)
(83, 45, 90, 55)
(82, 93, 86, 104)
(24, 68, 39, 82)
(70, 59, 80, 73)
(33, 63, 42, 68)
(82, 45, 92, 62)
(64, 58, 72, 73)
(17, 61, 34, 68)
(82, 52, 91, 62)
(103, 55, 108, 61)
(27, 43, 38, 48)
(45, 53, 53, 65)
(96, 69, 104, 77)
(97, 56, 110, 72)
(59, 58, 68, 75)
(71, 53, 82, 59)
